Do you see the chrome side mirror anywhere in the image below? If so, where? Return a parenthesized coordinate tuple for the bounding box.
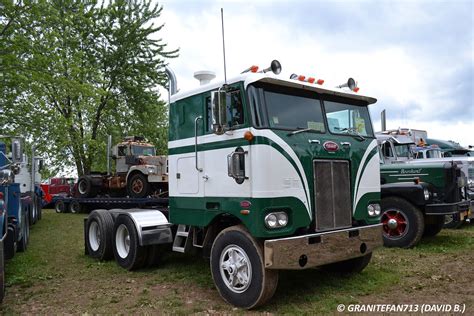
(227, 147, 247, 184)
(211, 90, 227, 135)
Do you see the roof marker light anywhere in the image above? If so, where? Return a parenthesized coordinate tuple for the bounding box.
(298, 75, 305, 81)
(241, 65, 259, 74)
(307, 77, 315, 83)
(317, 79, 324, 85)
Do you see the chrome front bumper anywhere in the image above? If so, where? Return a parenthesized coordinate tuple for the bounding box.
(264, 224, 383, 270)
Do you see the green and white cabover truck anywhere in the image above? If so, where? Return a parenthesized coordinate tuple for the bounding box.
(84, 61, 383, 308)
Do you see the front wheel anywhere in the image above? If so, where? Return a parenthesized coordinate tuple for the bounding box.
(381, 197, 424, 248)
(127, 173, 150, 198)
(210, 225, 278, 309)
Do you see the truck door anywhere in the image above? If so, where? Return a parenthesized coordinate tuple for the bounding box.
(202, 87, 251, 200)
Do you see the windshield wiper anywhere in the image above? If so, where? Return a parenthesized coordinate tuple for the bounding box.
(288, 127, 321, 136)
(336, 127, 366, 141)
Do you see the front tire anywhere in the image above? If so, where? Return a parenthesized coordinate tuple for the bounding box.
(381, 197, 424, 248)
(112, 215, 147, 270)
(85, 210, 114, 260)
(210, 225, 279, 309)
(127, 173, 150, 198)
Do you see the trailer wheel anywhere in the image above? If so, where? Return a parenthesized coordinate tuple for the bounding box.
(423, 215, 445, 237)
(55, 200, 65, 213)
(77, 176, 97, 198)
(0, 241, 5, 303)
(443, 214, 464, 229)
(113, 215, 147, 270)
(69, 200, 82, 214)
(381, 197, 424, 248)
(85, 210, 114, 260)
(17, 213, 30, 252)
(127, 173, 150, 198)
(210, 225, 279, 309)
(320, 253, 372, 274)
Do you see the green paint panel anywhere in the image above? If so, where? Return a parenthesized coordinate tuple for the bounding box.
(380, 162, 448, 190)
(354, 192, 381, 224)
(169, 196, 310, 238)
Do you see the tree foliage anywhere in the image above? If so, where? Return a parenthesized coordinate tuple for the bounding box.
(0, 0, 177, 176)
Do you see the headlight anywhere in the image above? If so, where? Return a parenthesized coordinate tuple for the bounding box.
(423, 188, 430, 200)
(367, 204, 380, 217)
(147, 166, 156, 174)
(264, 212, 288, 229)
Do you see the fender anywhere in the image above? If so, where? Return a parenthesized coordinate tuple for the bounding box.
(108, 208, 173, 246)
(381, 182, 430, 207)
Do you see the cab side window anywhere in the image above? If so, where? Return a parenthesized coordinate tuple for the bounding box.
(118, 146, 127, 156)
(206, 87, 245, 132)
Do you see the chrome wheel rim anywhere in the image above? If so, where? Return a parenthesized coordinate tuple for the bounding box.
(116, 224, 130, 259)
(219, 245, 252, 293)
(89, 221, 100, 251)
(381, 208, 410, 239)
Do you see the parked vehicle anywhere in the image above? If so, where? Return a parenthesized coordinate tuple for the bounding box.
(84, 61, 384, 309)
(0, 139, 32, 302)
(377, 135, 470, 247)
(76, 136, 168, 199)
(41, 177, 75, 208)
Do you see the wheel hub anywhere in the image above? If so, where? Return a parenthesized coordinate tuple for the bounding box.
(387, 218, 398, 229)
(381, 209, 409, 238)
(219, 245, 252, 294)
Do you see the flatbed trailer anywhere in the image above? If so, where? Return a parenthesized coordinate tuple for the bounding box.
(54, 196, 169, 214)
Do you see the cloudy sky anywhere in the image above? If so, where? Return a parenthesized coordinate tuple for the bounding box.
(158, 0, 473, 146)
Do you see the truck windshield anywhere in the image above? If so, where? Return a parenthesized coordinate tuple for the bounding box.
(248, 84, 325, 132)
(132, 146, 156, 156)
(394, 144, 412, 158)
(324, 101, 374, 137)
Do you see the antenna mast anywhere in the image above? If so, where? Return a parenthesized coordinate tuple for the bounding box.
(220, 8, 227, 84)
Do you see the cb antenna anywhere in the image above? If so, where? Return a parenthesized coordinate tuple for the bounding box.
(220, 8, 227, 85)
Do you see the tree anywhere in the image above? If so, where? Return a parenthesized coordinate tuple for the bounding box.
(0, 0, 177, 176)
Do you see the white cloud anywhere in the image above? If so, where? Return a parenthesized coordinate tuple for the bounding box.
(157, 0, 473, 146)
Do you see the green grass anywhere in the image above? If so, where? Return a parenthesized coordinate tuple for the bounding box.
(2, 210, 473, 314)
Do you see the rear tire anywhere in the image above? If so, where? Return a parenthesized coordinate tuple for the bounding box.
(381, 197, 424, 248)
(320, 253, 372, 274)
(36, 194, 42, 220)
(85, 210, 114, 260)
(69, 200, 82, 214)
(210, 225, 279, 309)
(29, 198, 38, 225)
(423, 215, 444, 237)
(113, 215, 147, 270)
(77, 176, 97, 198)
(55, 200, 65, 213)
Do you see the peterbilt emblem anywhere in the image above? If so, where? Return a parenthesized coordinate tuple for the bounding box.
(323, 141, 339, 152)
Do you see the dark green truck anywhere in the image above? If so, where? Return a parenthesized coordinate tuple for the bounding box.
(380, 162, 470, 248)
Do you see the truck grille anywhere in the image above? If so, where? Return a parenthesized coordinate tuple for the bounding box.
(313, 160, 352, 231)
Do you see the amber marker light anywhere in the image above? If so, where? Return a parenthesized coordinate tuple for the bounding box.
(317, 79, 325, 85)
(244, 131, 254, 141)
(240, 210, 250, 215)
